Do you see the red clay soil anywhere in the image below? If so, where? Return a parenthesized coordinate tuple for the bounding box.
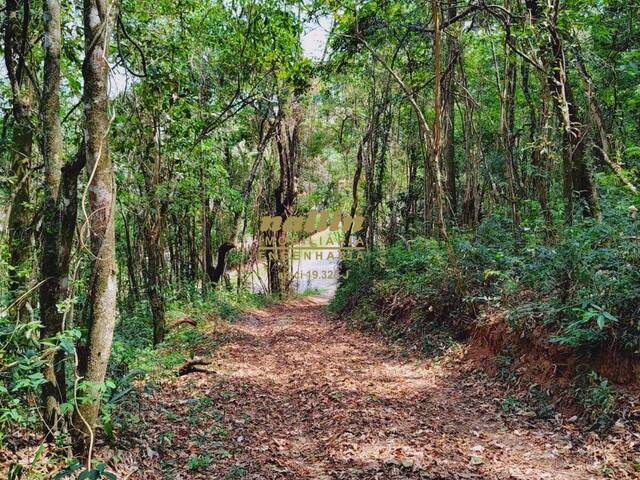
(94, 297, 639, 478)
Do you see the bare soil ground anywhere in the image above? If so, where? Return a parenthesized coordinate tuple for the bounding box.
(96, 295, 636, 479)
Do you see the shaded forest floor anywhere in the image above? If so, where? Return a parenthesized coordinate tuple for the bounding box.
(89, 294, 637, 480)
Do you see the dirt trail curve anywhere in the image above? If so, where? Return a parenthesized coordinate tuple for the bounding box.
(128, 296, 626, 479)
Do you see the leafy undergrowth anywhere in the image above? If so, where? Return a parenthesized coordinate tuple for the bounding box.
(111, 288, 276, 377)
(330, 204, 640, 432)
(0, 287, 277, 480)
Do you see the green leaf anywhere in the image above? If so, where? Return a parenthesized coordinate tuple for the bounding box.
(53, 462, 82, 480)
(59, 337, 76, 354)
(78, 470, 99, 480)
(8, 463, 23, 480)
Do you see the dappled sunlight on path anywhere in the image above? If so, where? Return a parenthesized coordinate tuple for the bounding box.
(127, 296, 618, 479)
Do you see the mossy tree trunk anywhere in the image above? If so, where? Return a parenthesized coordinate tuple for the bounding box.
(4, 0, 34, 322)
(460, 55, 482, 227)
(525, 0, 600, 224)
(269, 100, 302, 295)
(40, 0, 68, 439)
(141, 114, 167, 346)
(72, 0, 118, 455)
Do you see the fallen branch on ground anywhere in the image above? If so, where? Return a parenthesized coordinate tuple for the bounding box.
(171, 316, 197, 329)
(177, 357, 213, 376)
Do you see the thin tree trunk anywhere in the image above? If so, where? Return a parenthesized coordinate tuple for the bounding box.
(4, 0, 34, 321)
(72, 0, 118, 455)
(40, 0, 67, 439)
(200, 167, 209, 293)
(525, 0, 600, 223)
(269, 100, 302, 294)
(575, 53, 638, 195)
(521, 62, 554, 233)
(141, 116, 168, 345)
(143, 226, 165, 344)
(442, 0, 458, 218)
(405, 140, 418, 233)
(460, 55, 482, 226)
(501, 0, 521, 243)
(211, 121, 274, 286)
(344, 137, 366, 248)
(121, 210, 140, 303)
(358, 36, 448, 243)
(430, 0, 448, 242)
(189, 215, 198, 282)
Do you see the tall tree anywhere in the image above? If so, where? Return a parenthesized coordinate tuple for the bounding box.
(501, 0, 521, 243)
(4, 0, 34, 321)
(459, 54, 482, 226)
(72, 0, 118, 455)
(524, 0, 600, 223)
(430, 0, 448, 242)
(140, 113, 167, 345)
(40, 0, 66, 439)
(268, 96, 304, 294)
(442, 0, 459, 218)
(521, 61, 553, 234)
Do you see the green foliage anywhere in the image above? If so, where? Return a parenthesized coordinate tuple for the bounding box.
(501, 395, 523, 413)
(225, 464, 247, 479)
(577, 371, 618, 431)
(54, 461, 116, 480)
(330, 238, 463, 347)
(186, 453, 212, 471)
(334, 201, 640, 355)
(0, 323, 81, 431)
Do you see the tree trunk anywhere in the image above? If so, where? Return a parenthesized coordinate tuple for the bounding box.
(525, 0, 600, 223)
(405, 141, 418, 234)
(121, 210, 140, 304)
(358, 33, 448, 242)
(430, 0, 448, 242)
(442, 0, 459, 218)
(210, 242, 235, 284)
(144, 226, 165, 345)
(40, 0, 66, 439)
(501, 0, 521, 244)
(72, 0, 118, 455)
(563, 78, 600, 222)
(459, 55, 482, 226)
(521, 62, 554, 233)
(140, 116, 168, 345)
(360, 80, 392, 250)
(189, 215, 198, 282)
(575, 53, 638, 195)
(213, 116, 275, 284)
(4, 0, 34, 322)
(200, 167, 209, 293)
(268, 100, 302, 294)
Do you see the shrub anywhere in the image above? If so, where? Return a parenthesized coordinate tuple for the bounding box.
(333, 203, 640, 365)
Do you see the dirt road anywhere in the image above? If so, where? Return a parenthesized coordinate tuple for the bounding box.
(123, 296, 630, 479)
